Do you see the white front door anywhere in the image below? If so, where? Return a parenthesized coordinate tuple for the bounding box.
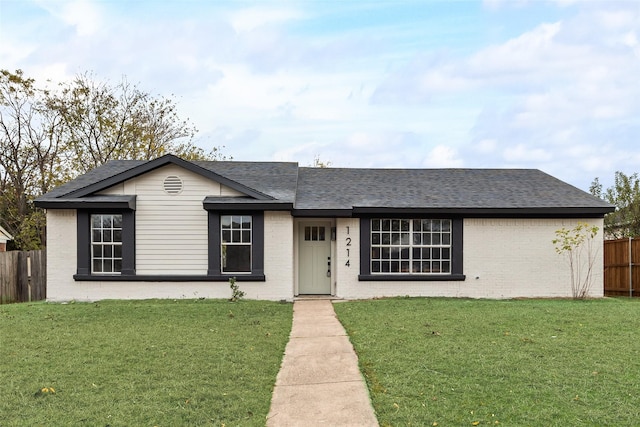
(298, 222, 332, 295)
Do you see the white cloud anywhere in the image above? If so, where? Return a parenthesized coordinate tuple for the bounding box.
(423, 145, 464, 168)
(37, 0, 105, 37)
(229, 6, 303, 33)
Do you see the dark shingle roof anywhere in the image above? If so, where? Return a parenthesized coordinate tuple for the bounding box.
(36, 155, 613, 216)
(295, 167, 613, 211)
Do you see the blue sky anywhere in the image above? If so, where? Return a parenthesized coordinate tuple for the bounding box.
(1, 0, 639, 191)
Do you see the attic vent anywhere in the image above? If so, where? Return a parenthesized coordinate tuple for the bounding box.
(163, 175, 183, 194)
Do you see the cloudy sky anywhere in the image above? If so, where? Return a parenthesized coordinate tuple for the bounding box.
(2, 0, 639, 191)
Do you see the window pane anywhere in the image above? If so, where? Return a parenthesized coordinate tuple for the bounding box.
(114, 259, 122, 273)
(392, 233, 400, 245)
(413, 220, 422, 231)
(442, 220, 451, 232)
(412, 261, 421, 273)
(305, 226, 311, 241)
(442, 261, 451, 273)
(442, 234, 451, 245)
(381, 261, 390, 273)
(372, 220, 381, 231)
(413, 233, 421, 245)
(242, 230, 251, 243)
(102, 216, 112, 228)
(92, 230, 101, 242)
(104, 245, 113, 258)
(391, 248, 400, 259)
(232, 216, 242, 228)
(382, 247, 390, 259)
(318, 227, 325, 241)
(223, 245, 251, 273)
(372, 233, 380, 244)
(222, 230, 231, 243)
(401, 233, 410, 245)
(221, 216, 231, 228)
(93, 259, 102, 273)
(113, 230, 122, 242)
(433, 233, 441, 245)
(382, 220, 391, 231)
(392, 220, 400, 231)
(371, 247, 380, 259)
(372, 261, 381, 272)
(92, 215, 101, 228)
(232, 230, 241, 242)
(401, 248, 410, 259)
(103, 260, 113, 273)
(401, 261, 410, 272)
(114, 245, 122, 258)
(242, 217, 252, 229)
(391, 261, 400, 273)
(102, 230, 112, 243)
(113, 215, 123, 228)
(422, 233, 431, 245)
(93, 245, 102, 257)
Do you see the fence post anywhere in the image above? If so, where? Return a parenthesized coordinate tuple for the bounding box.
(631, 237, 635, 298)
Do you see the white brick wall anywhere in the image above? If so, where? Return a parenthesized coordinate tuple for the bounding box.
(335, 217, 605, 299)
(47, 208, 604, 301)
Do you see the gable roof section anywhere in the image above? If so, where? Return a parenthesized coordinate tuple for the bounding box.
(36, 155, 300, 209)
(65, 154, 275, 200)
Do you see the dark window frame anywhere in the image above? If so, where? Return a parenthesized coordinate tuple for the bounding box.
(358, 217, 465, 281)
(208, 211, 265, 281)
(76, 209, 136, 278)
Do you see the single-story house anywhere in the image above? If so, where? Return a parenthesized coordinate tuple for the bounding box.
(0, 224, 13, 252)
(35, 154, 614, 301)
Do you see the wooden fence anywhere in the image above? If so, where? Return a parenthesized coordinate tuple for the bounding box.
(0, 250, 46, 304)
(604, 238, 640, 297)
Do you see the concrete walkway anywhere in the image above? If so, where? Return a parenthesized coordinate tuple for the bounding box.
(266, 300, 379, 426)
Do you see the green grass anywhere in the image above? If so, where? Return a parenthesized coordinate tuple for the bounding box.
(334, 298, 640, 427)
(0, 299, 292, 426)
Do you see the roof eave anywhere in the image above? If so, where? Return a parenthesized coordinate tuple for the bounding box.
(352, 206, 615, 218)
(35, 195, 137, 210)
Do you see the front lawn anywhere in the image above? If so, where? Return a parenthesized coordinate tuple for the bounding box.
(0, 299, 292, 426)
(334, 298, 640, 426)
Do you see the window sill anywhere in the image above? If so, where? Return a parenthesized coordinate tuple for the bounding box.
(73, 274, 266, 282)
(358, 274, 466, 282)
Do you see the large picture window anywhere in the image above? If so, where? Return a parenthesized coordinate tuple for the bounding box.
(371, 219, 451, 274)
(91, 214, 123, 274)
(359, 217, 464, 281)
(221, 215, 252, 273)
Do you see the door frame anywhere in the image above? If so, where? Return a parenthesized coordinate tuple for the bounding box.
(295, 219, 336, 296)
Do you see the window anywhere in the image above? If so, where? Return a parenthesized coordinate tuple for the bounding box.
(359, 217, 464, 281)
(304, 226, 325, 241)
(221, 215, 252, 273)
(91, 214, 123, 274)
(75, 209, 135, 279)
(371, 219, 451, 274)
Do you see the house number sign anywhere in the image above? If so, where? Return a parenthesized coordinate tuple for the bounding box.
(345, 226, 351, 267)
